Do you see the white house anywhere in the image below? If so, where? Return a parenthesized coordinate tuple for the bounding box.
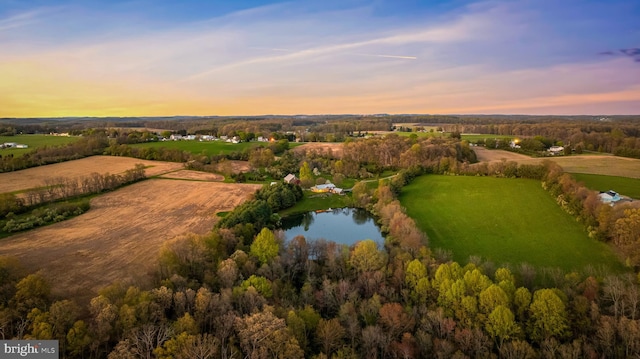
(599, 190, 621, 205)
(548, 146, 564, 155)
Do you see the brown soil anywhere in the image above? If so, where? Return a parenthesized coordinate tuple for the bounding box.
(229, 160, 252, 173)
(474, 147, 640, 178)
(294, 142, 344, 157)
(473, 147, 535, 162)
(0, 156, 183, 194)
(159, 170, 224, 181)
(0, 179, 260, 303)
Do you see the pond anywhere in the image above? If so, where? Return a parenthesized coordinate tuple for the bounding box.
(279, 207, 384, 246)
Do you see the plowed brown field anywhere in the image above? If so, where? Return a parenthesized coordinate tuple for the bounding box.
(0, 156, 184, 194)
(0, 179, 260, 303)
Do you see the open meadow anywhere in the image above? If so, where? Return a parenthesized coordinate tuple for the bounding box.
(399, 175, 624, 272)
(0, 179, 261, 303)
(130, 140, 261, 155)
(0, 156, 184, 194)
(571, 173, 640, 199)
(0, 134, 80, 156)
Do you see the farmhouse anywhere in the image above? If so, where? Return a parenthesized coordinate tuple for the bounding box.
(310, 182, 344, 194)
(1, 142, 27, 149)
(548, 146, 564, 155)
(599, 190, 621, 205)
(284, 173, 299, 184)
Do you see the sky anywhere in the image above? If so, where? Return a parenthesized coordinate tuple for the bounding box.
(1, 0, 639, 117)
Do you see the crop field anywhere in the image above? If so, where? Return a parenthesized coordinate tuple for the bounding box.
(399, 175, 624, 272)
(0, 156, 183, 194)
(548, 156, 640, 179)
(474, 147, 640, 178)
(571, 173, 640, 199)
(130, 140, 305, 156)
(461, 134, 514, 141)
(0, 179, 261, 303)
(0, 134, 80, 156)
(130, 140, 262, 155)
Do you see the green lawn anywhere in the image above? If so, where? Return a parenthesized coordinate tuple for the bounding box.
(399, 175, 624, 272)
(279, 191, 351, 216)
(461, 134, 514, 142)
(130, 140, 304, 156)
(0, 135, 80, 156)
(571, 173, 640, 199)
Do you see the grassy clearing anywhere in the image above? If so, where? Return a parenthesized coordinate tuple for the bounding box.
(571, 173, 640, 199)
(399, 175, 624, 272)
(130, 140, 305, 156)
(461, 134, 514, 142)
(0, 135, 80, 156)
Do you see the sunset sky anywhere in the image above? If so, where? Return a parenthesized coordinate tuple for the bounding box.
(1, 0, 639, 117)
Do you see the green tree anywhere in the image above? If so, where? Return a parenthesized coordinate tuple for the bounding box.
(528, 289, 570, 342)
(486, 305, 521, 348)
(299, 161, 313, 186)
(349, 240, 387, 273)
(479, 285, 510, 315)
(250, 228, 279, 265)
(241, 275, 273, 298)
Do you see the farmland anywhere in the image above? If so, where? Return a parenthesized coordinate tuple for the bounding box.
(130, 139, 304, 156)
(0, 179, 261, 303)
(0, 134, 80, 156)
(474, 147, 640, 178)
(0, 156, 183, 194)
(571, 173, 640, 199)
(399, 175, 624, 272)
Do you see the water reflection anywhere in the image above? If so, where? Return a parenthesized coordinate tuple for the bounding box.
(280, 208, 384, 246)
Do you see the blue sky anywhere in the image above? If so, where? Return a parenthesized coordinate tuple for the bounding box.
(0, 0, 638, 116)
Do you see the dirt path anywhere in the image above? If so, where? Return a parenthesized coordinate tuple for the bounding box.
(0, 179, 261, 303)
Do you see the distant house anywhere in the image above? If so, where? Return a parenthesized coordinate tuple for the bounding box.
(15, 144, 28, 148)
(548, 146, 564, 155)
(311, 183, 335, 193)
(599, 190, 622, 205)
(509, 141, 521, 149)
(170, 134, 183, 141)
(284, 174, 299, 185)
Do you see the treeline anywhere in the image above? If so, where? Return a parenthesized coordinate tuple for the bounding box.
(216, 182, 303, 235)
(0, 134, 109, 173)
(443, 121, 640, 159)
(291, 135, 477, 183)
(539, 162, 640, 265)
(2, 200, 90, 233)
(0, 164, 146, 218)
(4, 191, 640, 357)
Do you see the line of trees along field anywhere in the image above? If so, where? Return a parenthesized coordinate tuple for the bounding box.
(0, 164, 146, 234)
(2, 134, 640, 357)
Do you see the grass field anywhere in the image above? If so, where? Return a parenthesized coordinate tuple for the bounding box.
(130, 140, 305, 156)
(399, 175, 624, 272)
(0, 134, 80, 156)
(279, 191, 351, 216)
(571, 173, 640, 199)
(461, 134, 514, 142)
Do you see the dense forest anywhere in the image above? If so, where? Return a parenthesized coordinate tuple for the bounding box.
(1, 119, 640, 357)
